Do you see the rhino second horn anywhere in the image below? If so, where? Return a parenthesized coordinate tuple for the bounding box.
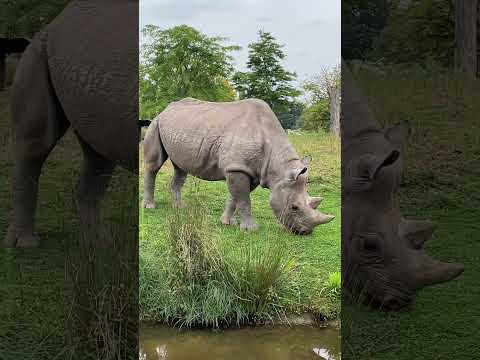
(399, 219, 437, 249)
(308, 196, 323, 209)
(419, 256, 464, 287)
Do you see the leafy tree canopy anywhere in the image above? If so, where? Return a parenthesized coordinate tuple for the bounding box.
(140, 25, 240, 119)
(342, 0, 391, 60)
(372, 0, 454, 66)
(0, 0, 70, 37)
(232, 30, 301, 125)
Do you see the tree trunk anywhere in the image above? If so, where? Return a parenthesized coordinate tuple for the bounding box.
(455, 0, 478, 77)
(0, 53, 5, 91)
(328, 85, 341, 136)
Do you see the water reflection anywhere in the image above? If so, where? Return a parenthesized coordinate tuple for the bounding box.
(140, 323, 340, 360)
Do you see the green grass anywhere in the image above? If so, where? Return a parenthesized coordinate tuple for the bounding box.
(139, 131, 341, 327)
(342, 64, 480, 359)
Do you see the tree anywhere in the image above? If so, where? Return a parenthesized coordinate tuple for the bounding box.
(373, 0, 455, 66)
(455, 0, 478, 77)
(232, 30, 301, 126)
(342, 0, 392, 60)
(140, 25, 240, 119)
(0, 0, 70, 37)
(302, 66, 341, 135)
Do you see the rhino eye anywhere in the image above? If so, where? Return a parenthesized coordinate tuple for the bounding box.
(291, 204, 299, 211)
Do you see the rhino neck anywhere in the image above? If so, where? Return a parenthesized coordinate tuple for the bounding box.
(260, 141, 302, 189)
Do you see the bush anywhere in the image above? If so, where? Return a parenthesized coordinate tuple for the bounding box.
(299, 100, 330, 132)
(139, 197, 298, 328)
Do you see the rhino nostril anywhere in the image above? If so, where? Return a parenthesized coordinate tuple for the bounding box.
(383, 297, 404, 311)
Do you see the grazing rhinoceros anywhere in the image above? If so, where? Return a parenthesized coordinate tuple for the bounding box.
(4, 0, 138, 248)
(143, 98, 334, 234)
(341, 60, 464, 309)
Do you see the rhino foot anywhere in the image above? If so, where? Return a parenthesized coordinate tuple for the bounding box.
(221, 215, 237, 226)
(240, 219, 259, 232)
(4, 228, 41, 248)
(142, 200, 156, 209)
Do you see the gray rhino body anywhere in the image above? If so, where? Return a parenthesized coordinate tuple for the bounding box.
(341, 60, 463, 309)
(143, 98, 334, 234)
(4, 0, 138, 248)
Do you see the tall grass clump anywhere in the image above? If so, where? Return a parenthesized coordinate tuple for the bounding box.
(139, 195, 298, 328)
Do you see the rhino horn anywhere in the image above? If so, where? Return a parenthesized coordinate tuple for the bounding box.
(312, 211, 335, 226)
(418, 256, 464, 287)
(308, 196, 323, 209)
(399, 219, 437, 249)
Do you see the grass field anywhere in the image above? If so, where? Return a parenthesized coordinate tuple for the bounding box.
(0, 90, 138, 359)
(342, 64, 480, 359)
(139, 131, 341, 327)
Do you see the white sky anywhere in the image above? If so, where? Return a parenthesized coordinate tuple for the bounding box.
(139, 0, 340, 87)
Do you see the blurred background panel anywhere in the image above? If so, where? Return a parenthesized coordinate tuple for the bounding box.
(342, 1, 479, 359)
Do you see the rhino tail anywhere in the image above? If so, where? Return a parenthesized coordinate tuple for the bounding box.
(143, 118, 167, 172)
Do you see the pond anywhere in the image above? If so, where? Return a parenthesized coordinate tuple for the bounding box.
(140, 322, 340, 360)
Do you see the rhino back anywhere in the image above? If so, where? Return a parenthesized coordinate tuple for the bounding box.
(158, 98, 287, 181)
(46, 0, 138, 171)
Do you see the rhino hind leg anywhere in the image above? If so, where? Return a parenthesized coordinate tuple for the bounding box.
(170, 164, 187, 208)
(225, 172, 258, 231)
(143, 120, 167, 209)
(4, 40, 70, 248)
(75, 134, 115, 247)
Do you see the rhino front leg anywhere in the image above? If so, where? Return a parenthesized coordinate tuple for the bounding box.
(170, 164, 187, 208)
(75, 135, 115, 246)
(221, 196, 237, 226)
(226, 172, 258, 231)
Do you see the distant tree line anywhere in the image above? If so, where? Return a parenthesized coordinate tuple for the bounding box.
(343, 0, 479, 77)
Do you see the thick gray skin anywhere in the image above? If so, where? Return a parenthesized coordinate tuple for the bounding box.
(143, 98, 334, 234)
(4, 0, 138, 248)
(342, 60, 464, 310)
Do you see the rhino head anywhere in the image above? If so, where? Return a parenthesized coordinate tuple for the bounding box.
(269, 156, 335, 235)
(342, 60, 464, 309)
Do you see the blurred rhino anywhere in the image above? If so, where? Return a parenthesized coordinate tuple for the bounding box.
(341, 60, 464, 309)
(4, 0, 138, 248)
(143, 98, 334, 234)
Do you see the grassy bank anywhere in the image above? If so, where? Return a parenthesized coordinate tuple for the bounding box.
(139, 132, 341, 327)
(343, 65, 480, 359)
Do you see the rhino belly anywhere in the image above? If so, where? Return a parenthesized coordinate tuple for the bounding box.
(160, 128, 226, 181)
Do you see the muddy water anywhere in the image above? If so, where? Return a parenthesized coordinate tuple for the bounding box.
(139, 323, 340, 360)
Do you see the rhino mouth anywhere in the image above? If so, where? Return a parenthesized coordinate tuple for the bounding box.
(290, 227, 312, 236)
(363, 292, 413, 311)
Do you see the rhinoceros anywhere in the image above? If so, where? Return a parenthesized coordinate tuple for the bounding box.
(4, 0, 138, 248)
(341, 60, 464, 309)
(142, 98, 334, 234)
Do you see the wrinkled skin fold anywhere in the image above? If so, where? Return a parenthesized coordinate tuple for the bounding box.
(341, 60, 464, 310)
(143, 98, 334, 234)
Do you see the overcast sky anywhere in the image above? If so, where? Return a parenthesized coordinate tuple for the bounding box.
(139, 0, 340, 86)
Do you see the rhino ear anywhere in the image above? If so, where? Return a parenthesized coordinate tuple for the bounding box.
(302, 155, 312, 166)
(286, 167, 308, 181)
(399, 219, 436, 249)
(385, 121, 411, 148)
